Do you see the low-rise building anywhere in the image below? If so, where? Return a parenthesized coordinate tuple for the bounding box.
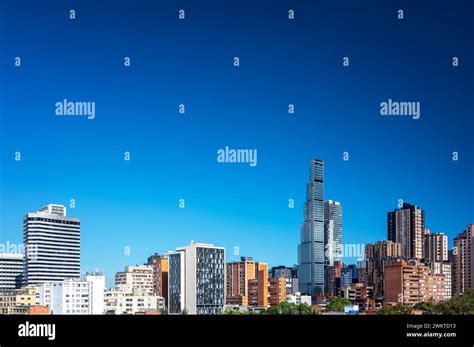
(7, 305, 50, 315)
(39, 274, 105, 314)
(340, 283, 374, 310)
(104, 289, 165, 315)
(115, 265, 154, 295)
(286, 292, 311, 306)
(384, 260, 451, 305)
(0, 286, 39, 314)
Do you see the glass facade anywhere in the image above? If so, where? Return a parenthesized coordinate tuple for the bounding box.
(168, 252, 182, 314)
(298, 159, 325, 296)
(324, 200, 342, 266)
(196, 247, 225, 314)
(168, 244, 225, 314)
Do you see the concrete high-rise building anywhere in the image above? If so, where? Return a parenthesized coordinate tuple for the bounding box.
(85, 272, 106, 314)
(252, 262, 268, 308)
(365, 240, 403, 300)
(387, 203, 424, 260)
(0, 253, 23, 290)
(324, 200, 342, 266)
(424, 230, 448, 262)
(268, 277, 286, 307)
(226, 257, 268, 307)
(452, 224, 474, 296)
(23, 204, 80, 285)
(168, 242, 225, 314)
(226, 256, 254, 306)
(298, 159, 325, 297)
(115, 265, 154, 295)
(146, 253, 169, 305)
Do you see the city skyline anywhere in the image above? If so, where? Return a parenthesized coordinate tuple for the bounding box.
(0, 178, 471, 288)
(0, 200, 472, 313)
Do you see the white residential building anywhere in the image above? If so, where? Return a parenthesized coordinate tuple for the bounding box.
(85, 273, 105, 314)
(115, 265, 153, 295)
(39, 275, 105, 314)
(104, 289, 164, 315)
(286, 292, 312, 306)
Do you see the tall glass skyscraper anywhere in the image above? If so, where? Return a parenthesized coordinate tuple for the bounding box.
(298, 159, 325, 297)
(324, 200, 342, 266)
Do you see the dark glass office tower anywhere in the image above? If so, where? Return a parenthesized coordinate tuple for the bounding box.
(298, 159, 324, 297)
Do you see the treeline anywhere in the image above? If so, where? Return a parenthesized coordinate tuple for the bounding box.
(378, 289, 474, 315)
(221, 289, 474, 315)
(223, 301, 314, 315)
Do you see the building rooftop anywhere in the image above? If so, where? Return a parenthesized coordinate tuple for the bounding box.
(37, 204, 67, 216)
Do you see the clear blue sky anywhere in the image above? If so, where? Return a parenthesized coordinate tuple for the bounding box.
(1, 0, 472, 286)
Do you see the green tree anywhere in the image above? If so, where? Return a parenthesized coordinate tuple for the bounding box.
(222, 309, 246, 315)
(413, 300, 438, 314)
(326, 296, 352, 312)
(296, 303, 313, 315)
(266, 301, 314, 315)
(378, 305, 413, 315)
(437, 289, 474, 315)
(267, 301, 297, 315)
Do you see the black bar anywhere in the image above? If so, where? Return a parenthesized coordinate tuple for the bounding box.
(0, 315, 473, 346)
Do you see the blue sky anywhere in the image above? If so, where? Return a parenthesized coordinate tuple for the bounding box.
(1, 0, 472, 286)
